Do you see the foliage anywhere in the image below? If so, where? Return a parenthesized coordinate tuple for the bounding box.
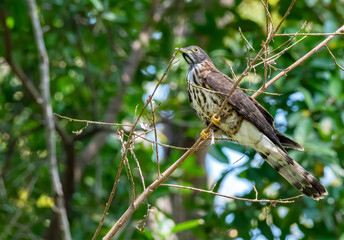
(0, 0, 344, 239)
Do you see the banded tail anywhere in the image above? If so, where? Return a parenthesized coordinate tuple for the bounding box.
(259, 149, 327, 200)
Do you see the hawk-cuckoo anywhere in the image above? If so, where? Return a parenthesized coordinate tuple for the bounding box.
(179, 45, 327, 200)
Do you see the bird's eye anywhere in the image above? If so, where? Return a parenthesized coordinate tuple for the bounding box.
(193, 47, 199, 53)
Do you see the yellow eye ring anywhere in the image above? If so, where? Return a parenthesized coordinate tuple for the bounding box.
(193, 47, 199, 53)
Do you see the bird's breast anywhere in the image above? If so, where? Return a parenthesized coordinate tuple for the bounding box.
(186, 65, 243, 135)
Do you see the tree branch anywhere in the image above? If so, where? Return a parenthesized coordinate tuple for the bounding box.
(252, 25, 344, 98)
(27, 1, 71, 239)
(102, 137, 206, 239)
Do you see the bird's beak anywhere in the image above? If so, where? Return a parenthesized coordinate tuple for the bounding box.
(176, 47, 194, 64)
(175, 47, 192, 54)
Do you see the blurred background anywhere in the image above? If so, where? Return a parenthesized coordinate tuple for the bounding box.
(1, 0, 344, 239)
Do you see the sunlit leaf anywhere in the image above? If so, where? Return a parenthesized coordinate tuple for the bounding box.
(171, 219, 204, 233)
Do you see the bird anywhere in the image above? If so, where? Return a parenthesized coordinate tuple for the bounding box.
(178, 45, 327, 200)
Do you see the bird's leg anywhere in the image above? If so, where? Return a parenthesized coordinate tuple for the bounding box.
(211, 114, 221, 124)
(201, 128, 211, 140)
(201, 115, 221, 140)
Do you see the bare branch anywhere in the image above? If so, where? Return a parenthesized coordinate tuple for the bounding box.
(252, 25, 344, 98)
(161, 184, 303, 204)
(27, 0, 71, 239)
(273, 0, 296, 34)
(92, 131, 126, 240)
(102, 136, 206, 239)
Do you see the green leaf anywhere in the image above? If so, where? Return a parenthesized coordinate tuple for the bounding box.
(6, 16, 15, 29)
(90, 0, 103, 11)
(171, 219, 204, 233)
(101, 12, 116, 21)
(329, 77, 342, 99)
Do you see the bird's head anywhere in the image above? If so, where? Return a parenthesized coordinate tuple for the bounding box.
(177, 46, 211, 65)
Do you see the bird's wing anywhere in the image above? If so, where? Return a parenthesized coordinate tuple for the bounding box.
(250, 94, 303, 151)
(205, 71, 287, 151)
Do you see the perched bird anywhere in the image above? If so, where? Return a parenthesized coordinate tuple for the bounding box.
(178, 45, 327, 200)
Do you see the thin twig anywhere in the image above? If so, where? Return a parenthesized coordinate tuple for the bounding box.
(118, 130, 136, 202)
(325, 45, 344, 71)
(102, 136, 206, 240)
(239, 27, 253, 68)
(261, 0, 274, 38)
(187, 81, 279, 97)
(275, 32, 344, 36)
(268, 21, 308, 56)
(273, 0, 296, 35)
(253, 32, 309, 70)
(54, 113, 133, 127)
(133, 133, 203, 150)
(254, 22, 309, 70)
(252, 25, 344, 98)
(227, 61, 238, 81)
(92, 131, 126, 240)
(72, 122, 89, 135)
(129, 148, 146, 190)
(150, 100, 160, 176)
(160, 184, 303, 203)
(262, 0, 270, 87)
(252, 185, 258, 200)
(27, 1, 71, 239)
(210, 182, 218, 192)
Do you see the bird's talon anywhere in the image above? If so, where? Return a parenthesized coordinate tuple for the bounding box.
(211, 114, 221, 124)
(201, 129, 211, 139)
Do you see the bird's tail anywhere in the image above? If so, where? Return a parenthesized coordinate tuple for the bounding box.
(259, 149, 327, 200)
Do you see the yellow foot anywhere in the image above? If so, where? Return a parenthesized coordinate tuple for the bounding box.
(201, 129, 211, 140)
(211, 114, 221, 124)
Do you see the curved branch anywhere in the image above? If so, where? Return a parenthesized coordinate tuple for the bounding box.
(27, 1, 71, 239)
